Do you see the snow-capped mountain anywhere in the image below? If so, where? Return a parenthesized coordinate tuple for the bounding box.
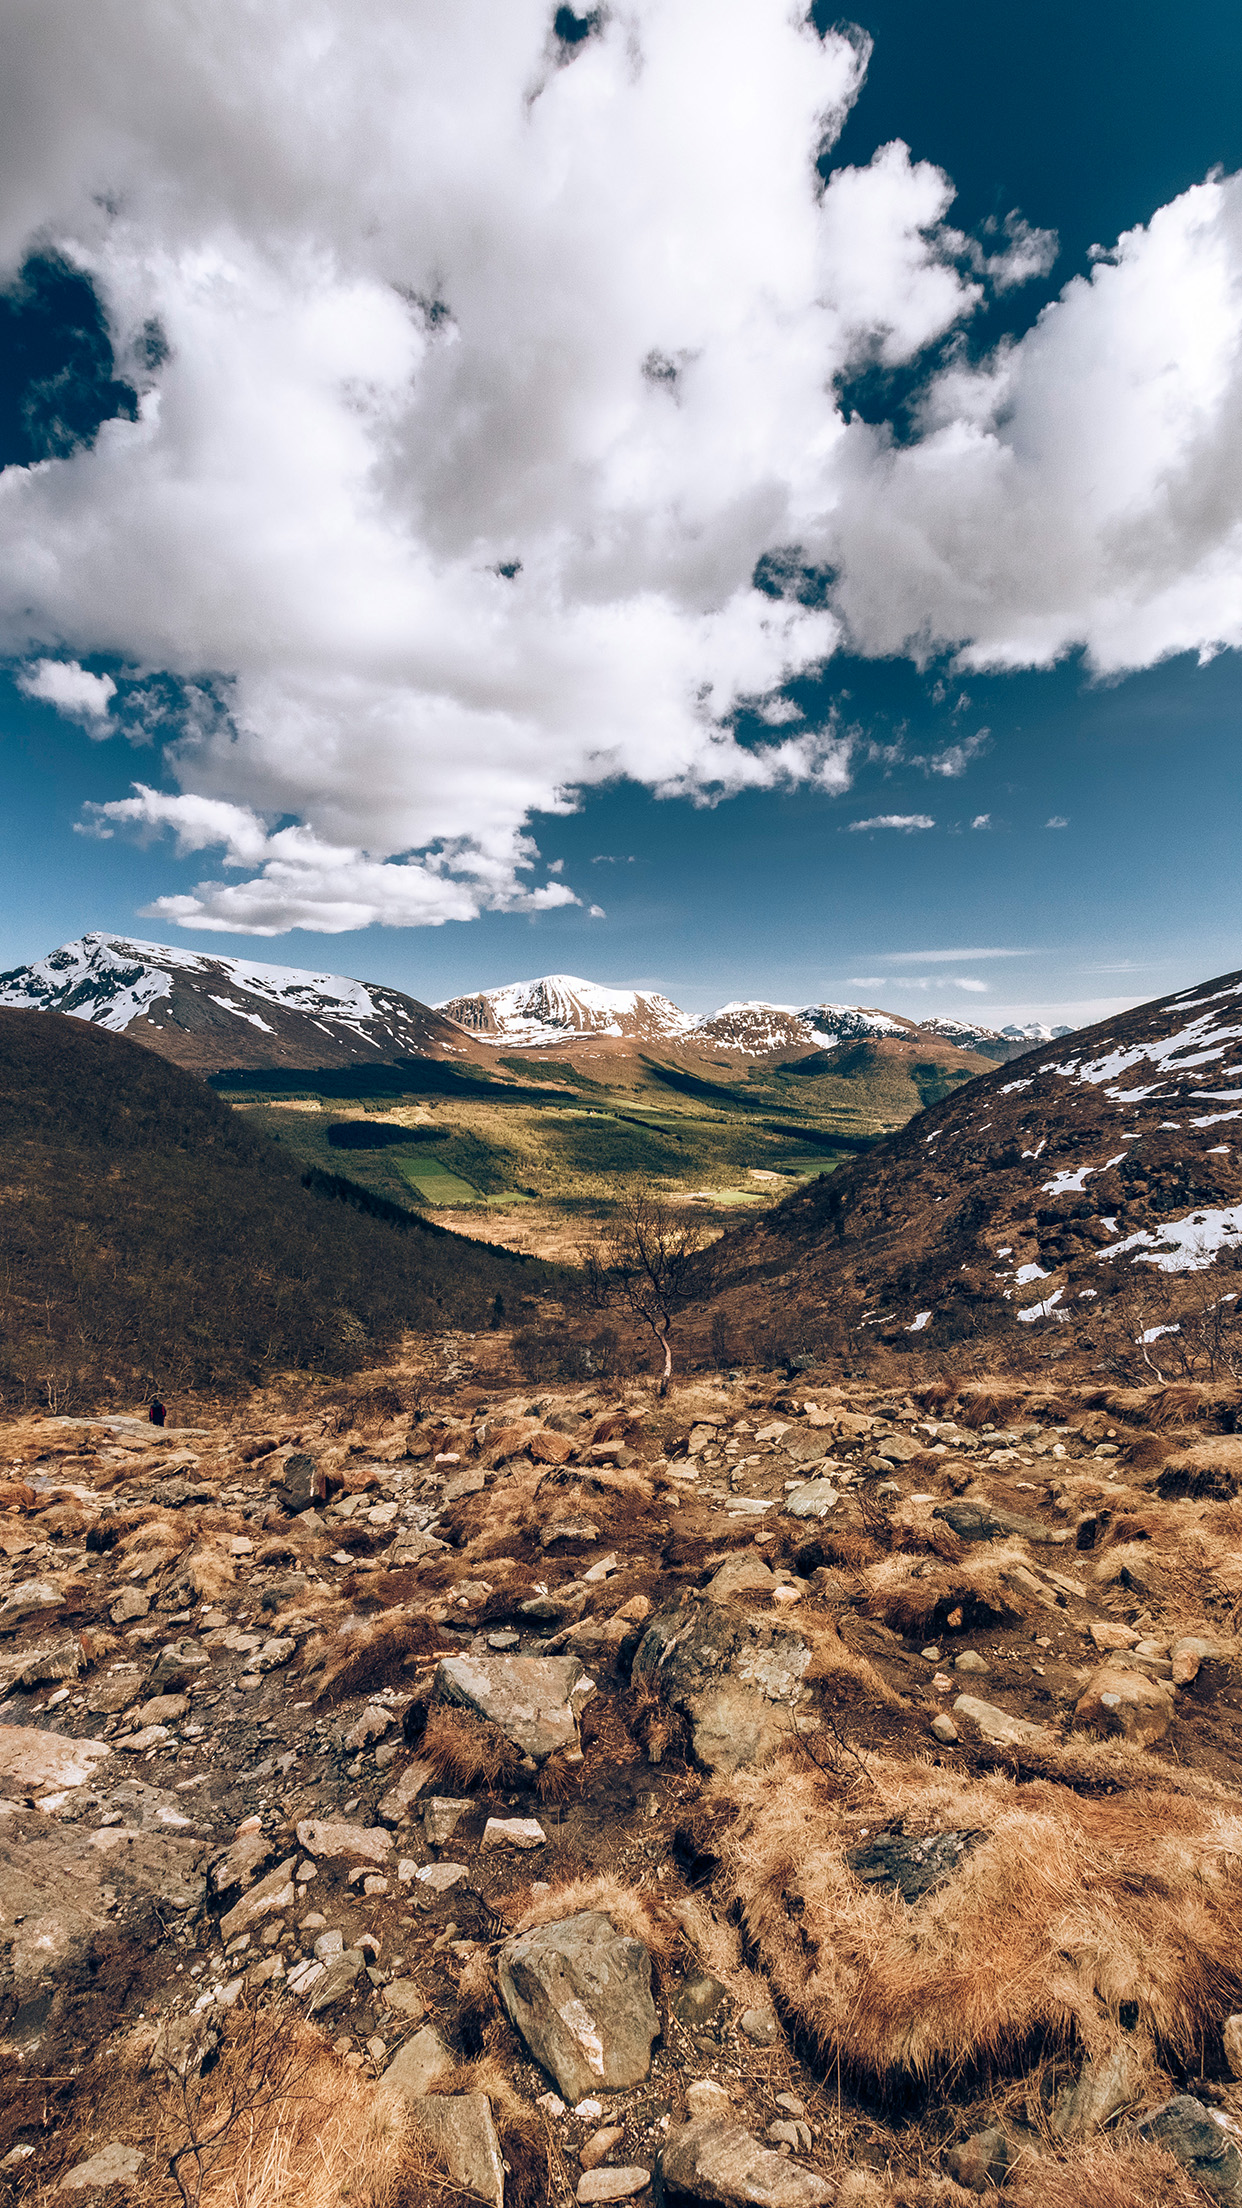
(0, 935, 463, 1074)
(436, 976, 1056, 1064)
(438, 974, 691, 1046)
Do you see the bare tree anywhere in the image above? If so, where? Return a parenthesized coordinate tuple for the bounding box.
(582, 1184, 712, 1394)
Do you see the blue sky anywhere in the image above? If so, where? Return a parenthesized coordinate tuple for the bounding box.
(1, 1, 1240, 1028)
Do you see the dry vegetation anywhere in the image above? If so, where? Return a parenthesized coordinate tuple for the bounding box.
(8, 1339, 1242, 2206)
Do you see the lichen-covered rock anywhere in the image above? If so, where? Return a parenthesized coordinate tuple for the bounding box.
(432, 1653, 591, 1761)
(631, 1598, 810, 1774)
(659, 2115, 833, 2205)
(1137, 2096, 1242, 2203)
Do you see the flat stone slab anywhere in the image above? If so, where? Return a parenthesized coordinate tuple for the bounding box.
(57, 2144, 146, 2191)
(952, 1694, 1051, 1749)
(577, 2171, 650, 2202)
(433, 1654, 590, 1761)
(481, 1816, 546, 1850)
(0, 1726, 110, 1797)
(382, 2025, 454, 2098)
(660, 2117, 833, 2206)
(295, 1819, 391, 1862)
(782, 1481, 840, 1520)
(218, 1856, 297, 1943)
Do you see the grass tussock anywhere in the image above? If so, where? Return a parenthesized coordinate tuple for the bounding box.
(509, 1870, 681, 1963)
(420, 1708, 523, 1789)
(61, 2006, 415, 2208)
(803, 1617, 907, 1710)
(1007, 2136, 1205, 2208)
(956, 1385, 1031, 1430)
(313, 1612, 443, 1702)
(183, 1543, 236, 1602)
(716, 1751, 1242, 2088)
(861, 1542, 1029, 1639)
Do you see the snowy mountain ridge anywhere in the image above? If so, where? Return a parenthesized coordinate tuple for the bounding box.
(0, 934, 460, 1073)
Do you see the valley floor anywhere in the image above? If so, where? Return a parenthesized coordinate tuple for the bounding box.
(3, 1347, 1242, 2205)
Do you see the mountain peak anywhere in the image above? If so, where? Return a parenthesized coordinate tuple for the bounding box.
(437, 973, 690, 1044)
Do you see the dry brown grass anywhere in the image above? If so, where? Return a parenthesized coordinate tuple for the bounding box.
(802, 1616, 907, 1710)
(183, 1543, 236, 1602)
(1006, 2136, 1205, 2207)
(956, 1385, 1030, 1431)
(420, 1707, 523, 1789)
(860, 1541, 1030, 1639)
(39, 2009, 415, 2208)
(509, 1869, 681, 1963)
(716, 1750, 1242, 2088)
(313, 1611, 443, 1702)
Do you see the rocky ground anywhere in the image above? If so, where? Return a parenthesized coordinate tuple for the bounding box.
(5, 1348, 1242, 2205)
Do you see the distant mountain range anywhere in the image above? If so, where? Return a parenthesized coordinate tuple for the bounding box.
(0, 939, 1069, 1077)
(437, 971, 1066, 1063)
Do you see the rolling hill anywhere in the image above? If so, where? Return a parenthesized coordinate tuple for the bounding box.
(703, 966, 1242, 1369)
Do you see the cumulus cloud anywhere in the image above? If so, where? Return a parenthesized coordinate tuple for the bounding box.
(1046, 815, 1070, 828)
(0, 3, 1236, 930)
(826, 172, 1242, 674)
(17, 657, 115, 723)
(848, 814, 936, 832)
(971, 813, 991, 828)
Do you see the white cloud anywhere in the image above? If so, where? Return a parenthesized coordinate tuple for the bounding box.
(970, 813, 991, 829)
(1046, 815, 1070, 828)
(881, 946, 1035, 961)
(826, 172, 1242, 674)
(0, 4, 1236, 931)
(848, 813, 935, 833)
(17, 657, 115, 723)
(953, 977, 988, 992)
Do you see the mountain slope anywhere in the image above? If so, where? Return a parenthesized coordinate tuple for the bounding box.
(706, 968, 1242, 1360)
(0, 1008, 546, 1405)
(0, 934, 467, 1074)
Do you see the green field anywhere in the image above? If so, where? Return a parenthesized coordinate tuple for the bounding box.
(219, 1037, 984, 1235)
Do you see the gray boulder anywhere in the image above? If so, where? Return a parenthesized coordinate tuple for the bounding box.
(406, 2095, 503, 2208)
(307, 1946, 366, 2014)
(148, 1639, 210, 1692)
(275, 1453, 327, 1514)
(659, 2115, 833, 2205)
(498, 1910, 658, 2102)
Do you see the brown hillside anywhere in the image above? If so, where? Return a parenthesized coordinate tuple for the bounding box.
(703, 967, 1242, 1368)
